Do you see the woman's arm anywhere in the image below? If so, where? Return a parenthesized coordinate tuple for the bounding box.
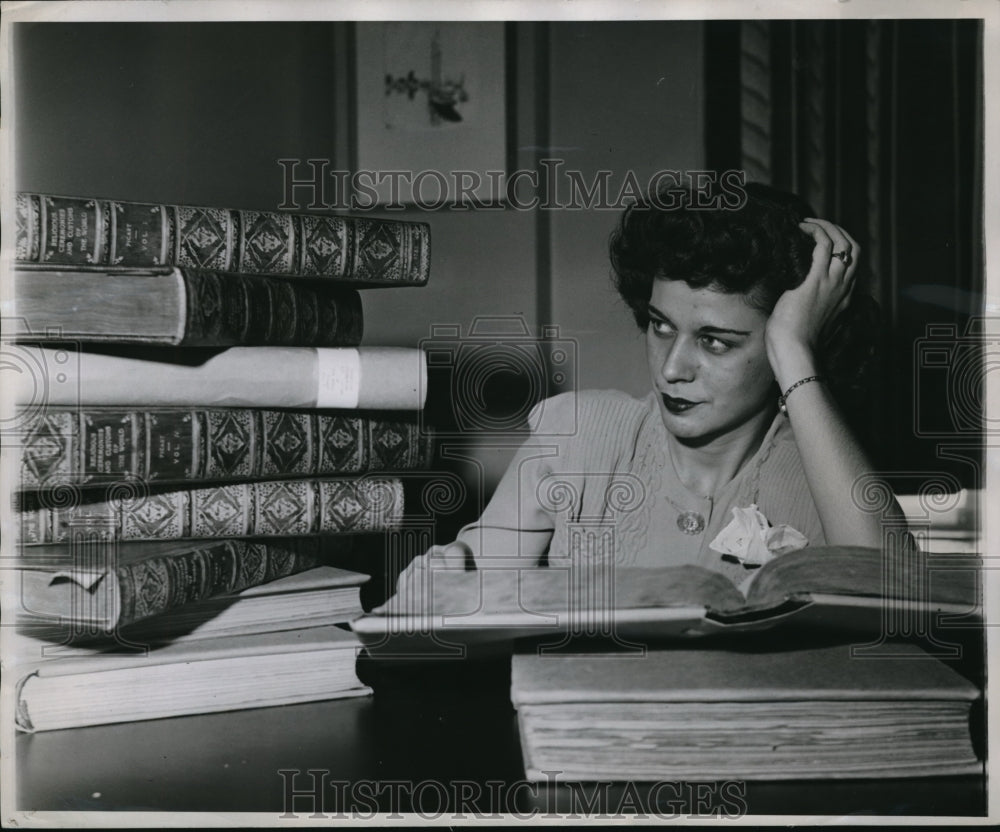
(394, 399, 570, 587)
(446, 442, 557, 567)
(765, 218, 907, 548)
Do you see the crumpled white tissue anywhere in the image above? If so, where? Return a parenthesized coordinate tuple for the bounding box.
(708, 503, 809, 567)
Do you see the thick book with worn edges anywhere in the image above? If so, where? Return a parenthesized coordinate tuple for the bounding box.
(18, 406, 432, 490)
(18, 564, 370, 644)
(353, 546, 982, 651)
(19, 476, 405, 544)
(14, 266, 363, 347)
(13, 536, 354, 632)
(16, 346, 428, 410)
(120, 565, 369, 644)
(12, 625, 371, 732)
(116, 565, 370, 643)
(16, 192, 430, 286)
(511, 642, 982, 780)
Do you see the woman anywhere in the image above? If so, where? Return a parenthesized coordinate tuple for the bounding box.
(404, 182, 902, 588)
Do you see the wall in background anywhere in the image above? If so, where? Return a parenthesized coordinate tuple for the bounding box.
(15, 24, 339, 209)
(547, 21, 704, 397)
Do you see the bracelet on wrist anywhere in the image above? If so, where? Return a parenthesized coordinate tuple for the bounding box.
(778, 375, 824, 413)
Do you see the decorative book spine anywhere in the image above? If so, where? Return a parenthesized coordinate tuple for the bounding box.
(115, 538, 324, 629)
(182, 268, 363, 346)
(14, 267, 363, 347)
(19, 408, 433, 490)
(16, 193, 431, 286)
(20, 477, 405, 543)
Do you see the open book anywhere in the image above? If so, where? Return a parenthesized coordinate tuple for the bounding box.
(351, 546, 982, 652)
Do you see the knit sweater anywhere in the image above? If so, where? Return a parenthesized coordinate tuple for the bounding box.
(455, 389, 826, 586)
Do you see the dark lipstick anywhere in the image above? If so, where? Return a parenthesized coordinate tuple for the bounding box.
(661, 393, 700, 414)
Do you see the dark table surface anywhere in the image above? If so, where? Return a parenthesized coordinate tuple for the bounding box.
(14, 640, 987, 820)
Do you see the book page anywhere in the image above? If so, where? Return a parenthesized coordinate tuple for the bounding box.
(744, 545, 982, 612)
(378, 562, 748, 619)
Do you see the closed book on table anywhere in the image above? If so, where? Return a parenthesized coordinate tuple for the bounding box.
(15, 346, 427, 410)
(16, 192, 430, 286)
(14, 537, 349, 632)
(14, 266, 363, 347)
(511, 642, 982, 781)
(19, 476, 405, 544)
(13, 625, 371, 732)
(17, 406, 432, 490)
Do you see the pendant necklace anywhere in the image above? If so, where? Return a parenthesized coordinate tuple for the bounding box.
(670, 499, 709, 535)
(665, 443, 712, 535)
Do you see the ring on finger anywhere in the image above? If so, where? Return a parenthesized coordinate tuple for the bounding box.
(831, 250, 852, 266)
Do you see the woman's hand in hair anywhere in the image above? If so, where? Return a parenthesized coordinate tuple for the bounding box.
(765, 218, 861, 387)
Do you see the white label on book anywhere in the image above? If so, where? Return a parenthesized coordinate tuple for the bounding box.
(316, 348, 361, 408)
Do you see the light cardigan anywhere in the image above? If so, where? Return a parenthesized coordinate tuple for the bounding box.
(455, 389, 826, 585)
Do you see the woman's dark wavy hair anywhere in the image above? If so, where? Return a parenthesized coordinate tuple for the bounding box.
(609, 180, 880, 408)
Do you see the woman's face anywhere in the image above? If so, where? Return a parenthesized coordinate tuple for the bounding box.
(646, 278, 776, 444)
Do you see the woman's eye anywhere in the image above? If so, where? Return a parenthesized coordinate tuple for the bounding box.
(650, 320, 673, 336)
(700, 336, 732, 354)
